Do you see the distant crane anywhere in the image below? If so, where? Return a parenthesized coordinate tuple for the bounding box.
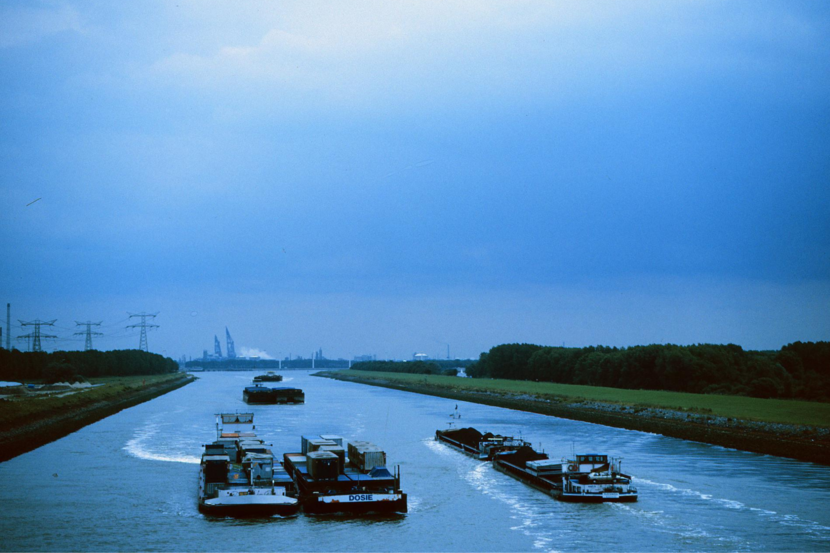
(226, 327, 236, 359)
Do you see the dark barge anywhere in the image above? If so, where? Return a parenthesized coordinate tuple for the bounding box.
(253, 372, 283, 383)
(243, 385, 304, 404)
(435, 426, 529, 460)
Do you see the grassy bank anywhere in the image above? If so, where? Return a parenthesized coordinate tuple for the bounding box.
(336, 370, 830, 427)
(0, 373, 195, 462)
(319, 370, 830, 465)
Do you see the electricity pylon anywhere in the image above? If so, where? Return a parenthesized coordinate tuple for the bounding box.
(17, 319, 57, 352)
(74, 321, 103, 351)
(127, 312, 159, 352)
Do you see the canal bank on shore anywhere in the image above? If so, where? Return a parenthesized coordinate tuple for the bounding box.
(318, 371, 830, 466)
(0, 373, 196, 463)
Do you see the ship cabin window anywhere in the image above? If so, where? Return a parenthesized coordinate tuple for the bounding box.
(577, 455, 608, 464)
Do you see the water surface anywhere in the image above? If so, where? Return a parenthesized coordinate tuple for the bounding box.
(1, 371, 828, 552)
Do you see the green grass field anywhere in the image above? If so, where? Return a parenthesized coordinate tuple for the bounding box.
(340, 370, 830, 428)
(0, 373, 187, 428)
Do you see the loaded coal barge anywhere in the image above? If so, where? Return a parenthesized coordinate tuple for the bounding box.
(243, 384, 304, 404)
(493, 446, 638, 503)
(283, 434, 407, 514)
(435, 426, 529, 460)
(198, 413, 299, 517)
(436, 423, 637, 503)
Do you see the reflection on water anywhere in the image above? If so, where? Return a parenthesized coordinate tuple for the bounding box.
(1, 370, 828, 552)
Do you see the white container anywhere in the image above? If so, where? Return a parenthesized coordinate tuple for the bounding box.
(319, 434, 344, 447)
(527, 460, 562, 472)
(308, 439, 337, 453)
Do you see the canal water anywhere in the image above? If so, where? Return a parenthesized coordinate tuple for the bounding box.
(1, 371, 829, 552)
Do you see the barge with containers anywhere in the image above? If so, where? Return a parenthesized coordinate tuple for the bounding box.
(243, 385, 304, 404)
(198, 413, 299, 517)
(492, 446, 638, 503)
(253, 372, 283, 383)
(283, 434, 407, 514)
(435, 426, 530, 460)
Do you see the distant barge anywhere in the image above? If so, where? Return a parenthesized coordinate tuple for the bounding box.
(243, 385, 304, 404)
(283, 434, 407, 514)
(198, 413, 299, 517)
(253, 372, 283, 383)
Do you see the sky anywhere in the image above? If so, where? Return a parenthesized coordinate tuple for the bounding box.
(1, 0, 829, 360)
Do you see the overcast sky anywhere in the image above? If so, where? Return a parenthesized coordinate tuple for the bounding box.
(1, 1, 828, 360)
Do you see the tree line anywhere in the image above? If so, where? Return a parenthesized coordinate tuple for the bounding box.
(465, 341, 830, 401)
(0, 349, 179, 383)
(350, 360, 461, 376)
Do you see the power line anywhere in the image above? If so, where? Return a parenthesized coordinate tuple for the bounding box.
(97, 317, 132, 330)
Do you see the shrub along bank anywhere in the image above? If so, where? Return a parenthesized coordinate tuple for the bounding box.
(350, 360, 467, 376)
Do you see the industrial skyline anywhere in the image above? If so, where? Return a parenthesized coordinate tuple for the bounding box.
(0, 304, 434, 361)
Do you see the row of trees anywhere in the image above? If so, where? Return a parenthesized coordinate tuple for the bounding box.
(0, 349, 179, 382)
(351, 360, 460, 376)
(466, 342, 830, 401)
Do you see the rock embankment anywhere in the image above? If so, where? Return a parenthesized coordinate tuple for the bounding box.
(568, 400, 830, 441)
(321, 372, 830, 466)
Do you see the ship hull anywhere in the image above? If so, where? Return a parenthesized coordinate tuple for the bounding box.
(301, 493, 408, 515)
(243, 396, 303, 405)
(434, 432, 483, 458)
(493, 460, 637, 502)
(560, 493, 638, 503)
(198, 500, 299, 517)
(493, 459, 561, 497)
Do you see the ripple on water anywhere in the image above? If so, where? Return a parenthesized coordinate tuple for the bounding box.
(633, 476, 830, 544)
